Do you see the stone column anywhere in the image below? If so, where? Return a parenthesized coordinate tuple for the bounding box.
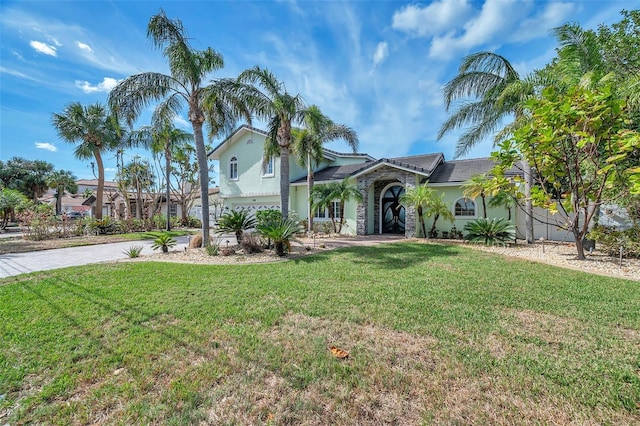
(404, 175, 416, 238)
(357, 178, 368, 235)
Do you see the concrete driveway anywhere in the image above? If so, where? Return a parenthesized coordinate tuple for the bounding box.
(0, 236, 191, 279)
(0, 234, 406, 279)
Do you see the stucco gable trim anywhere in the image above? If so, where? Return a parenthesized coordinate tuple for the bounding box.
(208, 124, 268, 159)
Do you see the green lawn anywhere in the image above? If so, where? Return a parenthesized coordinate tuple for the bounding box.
(1, 242, 639, 425)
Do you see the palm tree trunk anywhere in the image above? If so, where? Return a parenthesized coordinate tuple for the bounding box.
(191, 117, 210, 246)
(430, 213, 440, 236)
(523, 160, 534, 243)
(280, 145, 290, 219)
(56, 187, 62, 215)
(165, 145, 171, 231)
(481, 194, 487, 219)
(418, 206, 427, 238)
(307, 153, 314, 233)
(95, 151, 105, 220)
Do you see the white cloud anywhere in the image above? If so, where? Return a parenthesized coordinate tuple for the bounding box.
(75, 77, 119, 93)
(75, 41, 93, 52)
(514, 2, 577, 42)
(173, 115, 191, 129)
(104, 167, 117, 173)
(392, 0, 473, 37)
(48, 36, 62, 46)
(373, 42, 389, 66)
(29, 40, 57, 56)
(11, 49, 25, 61)
(35, 142, 57, 152)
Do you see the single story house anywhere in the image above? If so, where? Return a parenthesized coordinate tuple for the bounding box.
(209, 125, 578, 241)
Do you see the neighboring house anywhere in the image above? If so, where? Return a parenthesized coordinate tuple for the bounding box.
(76, 179, 119, 218)
(39, 193, 91, 216)
(189, 187, 223, 222)
(209, 125, 582, 241)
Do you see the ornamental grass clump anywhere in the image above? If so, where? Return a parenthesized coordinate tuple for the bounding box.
(464, 217, 515, 246)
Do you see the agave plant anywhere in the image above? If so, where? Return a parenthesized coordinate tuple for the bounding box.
(151, 233, 177, 253)
(216, 209, 257, 244)
(464, 217, 515, 246)
(256, 217, 301, 256)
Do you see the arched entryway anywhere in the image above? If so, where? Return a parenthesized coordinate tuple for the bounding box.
(379, 184, 405, 234)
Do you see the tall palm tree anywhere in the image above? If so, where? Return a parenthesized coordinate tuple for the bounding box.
(128, 120, 193, 230)
(225, 66, 308, 218)
(291, 105, 358, 232)
(46, 170, 78, 215)
(461, 174, 491, 219)
(438, 52, 535, 243)
(311, 178, 363, 234)
(108, 10, 247, 245)
(398, 183, 436, 238)
(52, 102, 121, 219)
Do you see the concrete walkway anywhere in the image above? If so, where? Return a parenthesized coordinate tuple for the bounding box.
(0, 234, 406, 279)
(0, 236, 191, 279)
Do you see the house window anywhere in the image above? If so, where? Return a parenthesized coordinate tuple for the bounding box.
(454, 198, 476, 217)
(331, 201, 340, 219)
(262, 156, 274, 177)
(314, 201, 340, 219)
(229, 156, 238, 180)
(169, 203, 177, 217)
(314, 205, 326, 219)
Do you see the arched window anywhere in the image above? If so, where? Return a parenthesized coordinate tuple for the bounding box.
(454, 198, 475, 217)
(229, 156, 238, 180)
(262, 156, 274, 177)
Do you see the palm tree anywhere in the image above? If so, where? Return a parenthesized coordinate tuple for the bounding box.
(122, 157, 155, 219)
(398, 183, 436, 238)
(488, 189, 516, 221)
(108, 10, 248, 245)
(438, 52, 536, 243)
(224, 66, 308, 218)
(52, 102, 121, 219)
(128, 120, 193, 230)
(291, 105, 358, 232)
(46, 170, 78, 215)
(461, 174, 491, 219)
(426, 193, 455, 237)
(311, 178, 363, 234)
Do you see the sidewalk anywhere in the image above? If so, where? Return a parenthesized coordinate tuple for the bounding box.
(0, 236, 191, 279)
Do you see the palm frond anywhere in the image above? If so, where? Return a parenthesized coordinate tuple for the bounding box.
(109, 72, 183, 126)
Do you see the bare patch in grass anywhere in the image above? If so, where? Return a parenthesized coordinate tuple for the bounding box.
(202, 313, 638, 425)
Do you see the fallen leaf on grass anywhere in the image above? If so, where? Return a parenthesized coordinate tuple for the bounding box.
(329, 345, 349, 359)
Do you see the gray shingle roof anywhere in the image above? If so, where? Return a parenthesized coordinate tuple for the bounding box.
(428, 158, 523, 183)
(291, 162, 375, 183)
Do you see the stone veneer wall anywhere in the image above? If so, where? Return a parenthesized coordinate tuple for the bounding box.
(356, 166, 416, 237)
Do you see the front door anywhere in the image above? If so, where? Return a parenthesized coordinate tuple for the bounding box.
(381, 185, 405, 234)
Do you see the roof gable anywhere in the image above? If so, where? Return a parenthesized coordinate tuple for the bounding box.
(208, 125, 268, 159)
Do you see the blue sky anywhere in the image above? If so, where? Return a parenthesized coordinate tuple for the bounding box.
(1, 0, 637, 183)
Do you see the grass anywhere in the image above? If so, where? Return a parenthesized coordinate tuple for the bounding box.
(1, 242, 639, 424)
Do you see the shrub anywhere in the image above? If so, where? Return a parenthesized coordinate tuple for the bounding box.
(256, 209, 282, 226)
(216, 209, 257, 244)
(151, 233, 177, 253)
(464, 217, 515, 246)
(20, 204, 58, 241)
(256, 217, 301, 256)
(587, 225, 640, 258)
(240, 233, 264, 254)
(123, 246, 144, 258)
(205, 243, 219, 256)
(181, 216, 201, 228)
